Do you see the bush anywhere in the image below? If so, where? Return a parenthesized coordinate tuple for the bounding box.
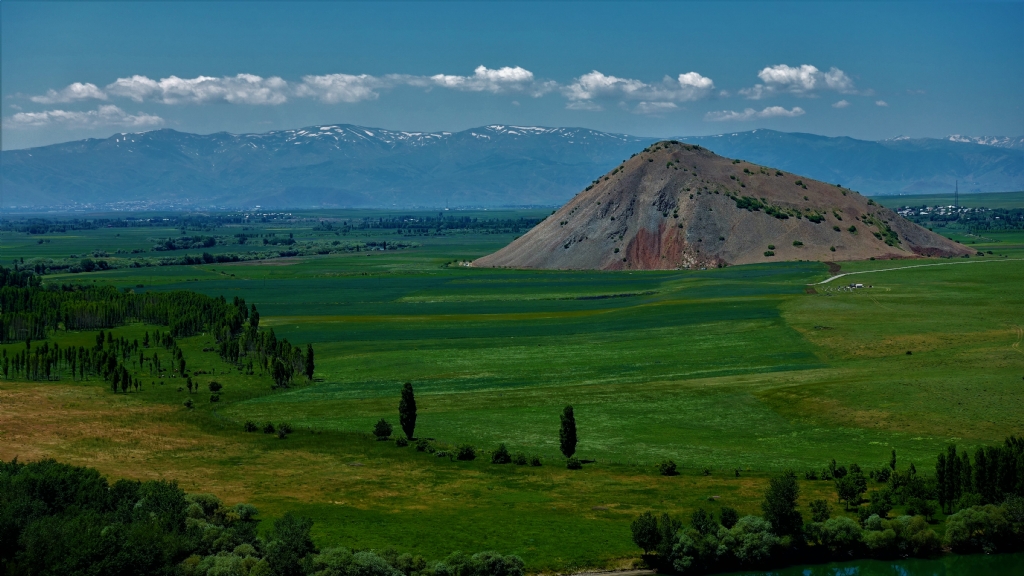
(263, 422, 275, 434)
(529, 455, 542, 467)
(818, 516, 863, 554)
(491, 443, 512, 464)
(183, 398, 194, 409)
(848, 225, 857, 233)
(659, 459, 678, 476)
(415, 439, 432, 452)
(566, 457, 582, 470)
(278, 422, 293, 435)
(244, 420, 258, 432)
(372, 418, 393, 440)
(276, 429, 287, 440)
(720, 507, 739, 529)
(792, 240, 803, 246)
(395, 436, 409, 447)
(768, 244, 775, 250)
(209, 394, 220, 403)
(944, 504, 1014, 553)
(804, 469, 819, 480)
(512, 452, 528, 465)
(810, 499, 832, 522)
(208, 381, 222, 392)
(456, 444, 476, 461)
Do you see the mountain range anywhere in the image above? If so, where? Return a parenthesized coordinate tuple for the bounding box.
(1, 125, 1021, 210)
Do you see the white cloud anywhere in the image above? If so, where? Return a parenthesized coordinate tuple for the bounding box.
(294, 74, 385, 103)
(105, 74, 289, 105)
(5, 105, 164, 128)
(832, 99, 850, 108)
(875, 100, 889, 107)
(428, 65, 549, 94)
(565, 100, 603, 111)
(742, 64, 858, 99)
(634, 101, 677, 115)
(564, 70, 714, 104)
(705, 106, 805, 122)
(30, 82, 107, 104)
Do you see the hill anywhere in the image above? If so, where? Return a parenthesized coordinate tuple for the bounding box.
(474, 141, 974, 269)
(2, 126, 1022, 210)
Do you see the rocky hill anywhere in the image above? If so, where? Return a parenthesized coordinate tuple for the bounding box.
(474, 141, 974, 270)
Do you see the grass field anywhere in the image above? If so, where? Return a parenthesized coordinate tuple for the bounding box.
(1, 215, 1023, 571)
(874, 190, 1024, 209)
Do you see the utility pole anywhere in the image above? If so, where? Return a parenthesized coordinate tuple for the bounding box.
(954, 180, 959, 210)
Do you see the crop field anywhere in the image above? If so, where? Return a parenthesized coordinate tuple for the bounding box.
(874, 190, 1024, 209)
(1, 212, 1023, 571)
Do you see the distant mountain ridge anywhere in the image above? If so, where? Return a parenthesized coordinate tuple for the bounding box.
(1, 125, 1021, 209)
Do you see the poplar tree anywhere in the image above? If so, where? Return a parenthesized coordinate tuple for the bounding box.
(559, 405, 577, 459)
(305, 344, 315, 381)
(398, 382, 417, 439)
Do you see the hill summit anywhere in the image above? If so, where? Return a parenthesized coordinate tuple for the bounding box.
(474, 141, 973, 270)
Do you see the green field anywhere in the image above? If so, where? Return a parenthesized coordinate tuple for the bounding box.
(874, 190, 1024, 209)
(1, 215, 1023, 571)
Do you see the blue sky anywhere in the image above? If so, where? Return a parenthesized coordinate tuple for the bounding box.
(2, 1, 1022, 150)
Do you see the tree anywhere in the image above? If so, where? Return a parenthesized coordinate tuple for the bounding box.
(264, 513, 316, 576)
(761, 471, 802, 537)
(491, 443, 512, 464)
(250, 304, 260, 330)
(720, 507, 739, 529)
(809, 499, 831, 522)
(305, 344, 314, 381)
(372, 418, 392, 440)
(398, 382, 417, 439)
(835, 474, 866, 510)
(889, 449, 897, 471)
(630, 512, 660, 554)
(559, 405, 577, 459)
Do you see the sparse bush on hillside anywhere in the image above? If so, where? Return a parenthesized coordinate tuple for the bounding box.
(659, 460, 678, 476)
(456, 444, 476, 461)
(491, 443, 512, 464)
(793, 240, 803, 246)
(567, 457, 582, 470)
(263, 422, 275, 434)
(373, 418, 393, 440)
(848, 225, 858, 233)
(244, 420, 258, 432)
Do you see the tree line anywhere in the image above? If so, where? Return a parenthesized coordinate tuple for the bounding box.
(0, 458, 524, 576)
(0, 265, 312, 392)
(630, 438, 1024, 575)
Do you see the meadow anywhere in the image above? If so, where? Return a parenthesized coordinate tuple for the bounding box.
(1, 207, 1023, 572)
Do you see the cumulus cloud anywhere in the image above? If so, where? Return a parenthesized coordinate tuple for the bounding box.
(741, 64, 857, 99)
(565, 100, 603, 111)
(30, 82, 107, 104)
(832, 99, 850, 108)
(705, 106, 805, 122)
(294, 74, 386, 103)
(875, 100, 889, 107)
(5, 105, 164, 128)
(634, 101, 678, 115)
(105, 74, 289, 104)
(564, 70, 714, 104)
(428, 65, 552, 94)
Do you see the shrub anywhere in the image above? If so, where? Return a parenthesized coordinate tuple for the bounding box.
(276, 429, 287, 440)
(435, 450, 451, 458)
(395, 436, 409, 447)
(830, 246, 836, 252)
(767, 244, 775, 250)
(763, 251, 775, 257)
(415, 439, 432, 452)
(566, 457, 582, 470)
(658, 460, 678, 476)
(810, 499, 831, 522)
(456, 444, 476, 461)
(631, 511, 661, 554)
(529, 455, 542, 467)
(512, 452, 528, 465)
(183, 398, 194, 409)
(244, 420, 258, 432)
(208, 381, 222, 392)
(209, 394, 219, 403)
(720, 507, 739, 529)
(263, 422, 276, 434)
(848, 225, 857, 233)
(804, 470, 819, 480)
(278, 422, 293, 435)
(372, 418, 393, 440)
(944, 504, 1013, 553)
(833, 225, 841, 231)
(793, 240, 803, 246)
(818, 516, 863, 554)
(491, 443, 512, 464)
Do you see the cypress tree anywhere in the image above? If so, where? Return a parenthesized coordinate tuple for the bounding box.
(398, 382, 417, 439)
(305, 344, 314, 381)
(559, 405, 577, 459)
(936, 452, 947, 512)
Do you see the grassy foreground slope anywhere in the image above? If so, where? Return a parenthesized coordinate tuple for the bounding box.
(1, 220, 1022, 571)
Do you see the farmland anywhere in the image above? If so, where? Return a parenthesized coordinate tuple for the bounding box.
(1, 209, 1023, 572)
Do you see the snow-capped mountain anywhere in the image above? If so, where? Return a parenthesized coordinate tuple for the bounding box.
(2, 125, 1021, 209)
(946, 135, 1024, 149)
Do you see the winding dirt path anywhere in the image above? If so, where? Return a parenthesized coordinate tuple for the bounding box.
(813, 257, 1024, 285)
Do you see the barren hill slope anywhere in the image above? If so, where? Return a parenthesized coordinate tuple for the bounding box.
(474, 141, 973, 270)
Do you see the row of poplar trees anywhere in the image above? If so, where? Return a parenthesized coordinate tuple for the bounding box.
(935, 435, 1024, 513)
